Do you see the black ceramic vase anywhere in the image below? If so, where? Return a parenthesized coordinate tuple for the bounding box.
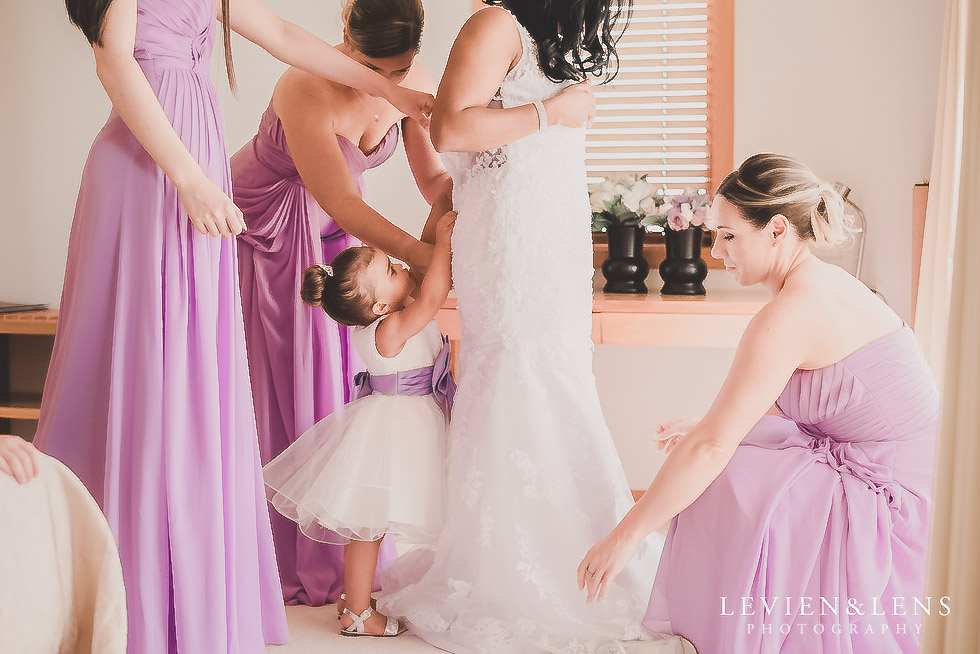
(602, 225, 649, 294)
(659, 226, 707, 295)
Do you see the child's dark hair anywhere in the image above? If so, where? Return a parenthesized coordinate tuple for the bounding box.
(301, 247, 378, 327)
(484, 0, 633, 84)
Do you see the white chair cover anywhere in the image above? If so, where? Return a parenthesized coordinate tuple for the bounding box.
(0, 453, 126, 653)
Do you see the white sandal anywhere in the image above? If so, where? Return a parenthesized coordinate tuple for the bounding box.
(336, 592, 377, 620)
(340, 606, 406, 638)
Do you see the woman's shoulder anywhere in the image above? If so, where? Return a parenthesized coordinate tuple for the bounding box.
(768, 260, 903, 365)
(459, 5, 523, 51)
(272, 68, 347, 123)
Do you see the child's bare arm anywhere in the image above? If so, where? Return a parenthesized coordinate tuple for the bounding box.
(376, 211, 456, 356)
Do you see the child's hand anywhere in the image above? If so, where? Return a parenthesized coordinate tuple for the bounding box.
(434, 210, 457, 249)
(0, 435, 40, 485)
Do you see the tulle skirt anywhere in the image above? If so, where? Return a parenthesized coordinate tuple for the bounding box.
(263, 393, 447, 546)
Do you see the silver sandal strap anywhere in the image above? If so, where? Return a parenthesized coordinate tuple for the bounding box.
(341, 606, 374, 634)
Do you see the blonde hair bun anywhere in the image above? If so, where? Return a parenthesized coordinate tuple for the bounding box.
(716, 153, 856, 248)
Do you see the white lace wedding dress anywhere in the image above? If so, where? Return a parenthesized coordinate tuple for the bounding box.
(379, 10, 675, 654)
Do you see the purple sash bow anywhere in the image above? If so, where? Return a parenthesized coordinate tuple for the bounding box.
(352, 338, 456, 420)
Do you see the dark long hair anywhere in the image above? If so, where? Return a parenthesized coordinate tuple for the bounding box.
(65, 0, 238, 91)
(484, 0, 632, 83)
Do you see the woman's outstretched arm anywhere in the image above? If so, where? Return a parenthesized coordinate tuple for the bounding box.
(400, 64, 453, 245)
(225, 0, 432, 125)
(577, 298, 811, 602)
(430, 7, 596, 153)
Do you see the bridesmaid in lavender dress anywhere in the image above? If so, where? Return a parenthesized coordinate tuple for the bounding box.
(34, 0, 431, 651)
(231, 0, 451, 607)
(580, 154, 941, 653)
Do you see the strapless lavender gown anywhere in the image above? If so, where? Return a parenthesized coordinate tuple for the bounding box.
(34, 1, 288, 651)
(231, 102, 399, 605)
(645, 325, 940, 653)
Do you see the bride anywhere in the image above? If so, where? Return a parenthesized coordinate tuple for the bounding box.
(379, 2, 674, 652)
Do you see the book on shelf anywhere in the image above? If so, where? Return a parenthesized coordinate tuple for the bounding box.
(0, 301, 49, 315)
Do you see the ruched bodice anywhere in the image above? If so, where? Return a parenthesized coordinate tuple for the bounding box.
(236, 102, 399, 251)
(133, 0, 214, 73)
(766, 325, 940, 505)
(250, 102, 399, 181)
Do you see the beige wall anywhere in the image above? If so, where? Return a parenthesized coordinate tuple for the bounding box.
(0, 1, 943, 486)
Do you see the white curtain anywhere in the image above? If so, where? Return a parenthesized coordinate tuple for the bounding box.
(919, 0, 980, 651)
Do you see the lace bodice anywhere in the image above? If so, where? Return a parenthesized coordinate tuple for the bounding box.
(445, 8, 594, 348)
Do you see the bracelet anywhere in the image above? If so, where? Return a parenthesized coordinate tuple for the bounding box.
(532, 100, 548, 131)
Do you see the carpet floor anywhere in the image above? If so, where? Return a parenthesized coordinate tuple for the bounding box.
(266, 604, 696, 653)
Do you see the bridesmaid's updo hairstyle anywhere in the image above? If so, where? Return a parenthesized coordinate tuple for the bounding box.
(301, 247, 378, 327)
(65, 0, 239, 92)
(343, 0, 424, 58)
(715, 153, 854, 248)
(484, 0, 633, 83)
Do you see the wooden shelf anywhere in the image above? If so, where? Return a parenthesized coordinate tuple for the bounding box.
(0, 393, 43, 420)
(0, 310, 57, 432)
(0, 310, 58, 335)
(438, 270, 769, 349)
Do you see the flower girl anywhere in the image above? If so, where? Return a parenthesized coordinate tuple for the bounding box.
(263, 211, 457, 638)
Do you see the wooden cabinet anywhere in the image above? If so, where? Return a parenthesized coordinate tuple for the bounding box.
(0, 310, 57, 439)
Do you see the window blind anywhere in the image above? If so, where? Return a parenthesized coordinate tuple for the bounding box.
(587, 1, 731, 194)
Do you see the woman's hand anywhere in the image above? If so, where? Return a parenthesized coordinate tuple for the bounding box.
(388, 86, 434, 129)
(175, 173, 246, 238)
(0, 435, 40, 485)
(654, 416, 700, 456)
(543, 81, 597, 128)
(577, 527, 642, 603)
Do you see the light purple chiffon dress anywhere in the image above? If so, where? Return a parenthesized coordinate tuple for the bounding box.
(34, 1, 289, 651)
(645, 325, 940, 653)
(231, 102, 399, 605)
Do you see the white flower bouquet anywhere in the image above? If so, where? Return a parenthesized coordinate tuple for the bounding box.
(589, 175, 666, 231)
(590, 176, 711, 232)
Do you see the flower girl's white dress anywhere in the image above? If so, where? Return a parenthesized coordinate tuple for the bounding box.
(263, 317, 450, 547)
(379, 8, 672, 654)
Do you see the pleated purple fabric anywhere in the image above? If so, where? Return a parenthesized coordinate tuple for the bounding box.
(34, 1, 289, 651)
(645, 325, 941, 653)
(231, 101, 399, 605)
